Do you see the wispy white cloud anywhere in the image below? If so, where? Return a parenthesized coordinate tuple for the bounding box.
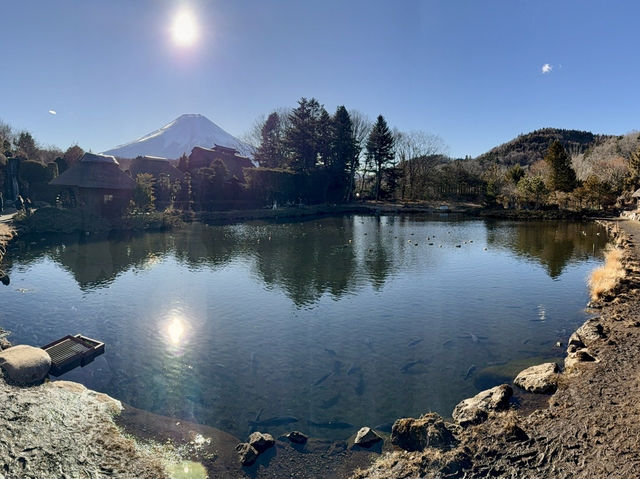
(541, 63, 552, 74)
(48, 110, 57, 115)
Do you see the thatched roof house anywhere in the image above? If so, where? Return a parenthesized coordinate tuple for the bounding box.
(50, 153, 135, 215)
(129, 155, 184, 181)
(188, 145, 254, 181)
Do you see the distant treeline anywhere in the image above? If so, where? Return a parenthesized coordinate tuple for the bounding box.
(2, 107, 640, 214)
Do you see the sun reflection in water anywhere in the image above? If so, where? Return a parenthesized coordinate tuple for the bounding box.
(167, 317, 185, 345)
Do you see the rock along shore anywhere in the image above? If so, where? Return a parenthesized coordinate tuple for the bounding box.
(0, 376, 169, 478)
(353, 217, 640, 478)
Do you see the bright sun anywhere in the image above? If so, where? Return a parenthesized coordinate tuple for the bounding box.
(171, 9, 198, 47)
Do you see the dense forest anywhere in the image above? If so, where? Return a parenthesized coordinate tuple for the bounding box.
(1, 100, 640, 216)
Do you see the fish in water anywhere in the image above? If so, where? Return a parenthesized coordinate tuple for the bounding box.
(320, 394, 341, 409)
(254, 407, 264, 423)
(324, 348, 337, 356)
(442, 339, 454, 347)
(400, 359, 428, 374)
(458, 332, 487, 343)
(408, 338, 423, 347)
(308, 420, 354, 429)
(463, 365, 476, 380)
(364, 338, 374, 350)
(346, 363, 362, 375)
(249, 416, 299, 428)
(313, 372, 333, 386)
(354, 373, 365, 396)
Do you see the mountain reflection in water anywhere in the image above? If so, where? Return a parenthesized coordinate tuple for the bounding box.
(1, 215, 608, 440)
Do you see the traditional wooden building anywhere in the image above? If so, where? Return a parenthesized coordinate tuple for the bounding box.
(633, 188, 640, 209)
(49, 152, 135, 215)
(188, 145, 254, 181)
(128, 155, 184, 182)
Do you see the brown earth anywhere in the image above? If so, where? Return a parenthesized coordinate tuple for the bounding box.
(352, 217, 640, 478)
(116, 403, 384, 478)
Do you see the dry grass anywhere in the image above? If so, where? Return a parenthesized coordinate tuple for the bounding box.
(0, 223, 14, 262)
(0, 223, 13, 239)
(589, 247, 626, 301)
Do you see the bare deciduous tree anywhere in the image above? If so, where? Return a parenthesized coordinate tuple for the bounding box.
(394, 130, 447, 200)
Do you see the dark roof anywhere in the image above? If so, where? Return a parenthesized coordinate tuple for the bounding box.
(189, 146, 254, 180)
(50, 153, 136, 190)
(81, 152, 120, 165)
(129, 155, 185, 181)
(213, 144, 240, 154)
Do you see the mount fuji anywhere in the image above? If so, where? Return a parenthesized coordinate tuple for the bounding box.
(102, 114, 254, 160)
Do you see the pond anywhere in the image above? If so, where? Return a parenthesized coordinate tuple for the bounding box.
(0, 215, 608, 440)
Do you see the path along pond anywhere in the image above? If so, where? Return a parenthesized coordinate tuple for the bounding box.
(0, 215, 608, 441)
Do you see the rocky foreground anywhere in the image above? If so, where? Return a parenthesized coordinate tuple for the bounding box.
(352, 218, 640, 478)
(0, 376, 168, 478)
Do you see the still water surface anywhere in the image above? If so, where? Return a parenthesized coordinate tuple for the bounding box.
(0, 216, 607, 439)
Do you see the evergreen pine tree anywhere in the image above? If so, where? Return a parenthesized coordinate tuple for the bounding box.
(366, 115, 395, 201)
(285, 98, 325, 172)
(255, 112, 284, 168)
(332, 106, 358, 200)
(544, 140, 576, 192)
(316, 108, 334, 169)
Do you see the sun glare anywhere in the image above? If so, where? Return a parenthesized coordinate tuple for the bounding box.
(171, 9, 198, 47)
(167, 317, 185, 345)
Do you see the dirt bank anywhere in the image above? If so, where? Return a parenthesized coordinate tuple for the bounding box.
(353, 217, 640, 478)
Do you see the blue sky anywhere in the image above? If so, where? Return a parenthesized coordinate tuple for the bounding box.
(2, 0, 639, 158)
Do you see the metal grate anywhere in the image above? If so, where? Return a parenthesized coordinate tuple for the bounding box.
(46, 338, 91, 363)
(42, 334, 105, 376)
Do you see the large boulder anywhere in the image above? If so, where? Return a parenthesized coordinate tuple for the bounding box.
(248, 431, 275, 453)
(514, 362, 559, 393)
(565, 348, 597, 370)
(354, 427, 383, 448)
(391, 413, 457, 451)
(452, 384, 512, 427)
(572, 319, 606, 347)
(235, 442, 259, 466)
(0, 345, 51, 385)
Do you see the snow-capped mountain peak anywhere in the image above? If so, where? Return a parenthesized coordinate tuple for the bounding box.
(102, 114, 253, 159)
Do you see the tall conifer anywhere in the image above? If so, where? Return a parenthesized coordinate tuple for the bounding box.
(366, 115, 395, 200)
(544, 140, 576, 192)
(255, 112, 284, 168)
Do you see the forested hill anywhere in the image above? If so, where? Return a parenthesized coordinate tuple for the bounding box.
(475, 128, 612, 166)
